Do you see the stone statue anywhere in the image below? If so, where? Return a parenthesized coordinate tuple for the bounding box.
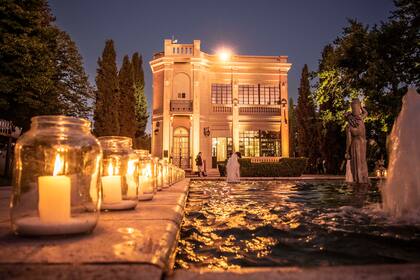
(345, 98, 369, 184)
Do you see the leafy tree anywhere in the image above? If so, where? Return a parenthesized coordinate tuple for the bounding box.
(314, 0, 419, 170)
(288, 97, 297, 157)
(295, 64, 320, 171)
(54, 30, 93, 119)
(0, 0, 60, 129)
(131, 53, 149, 142)
(136, 134, 151, 152)
(118, 55, 136, 138)
(94, 40, 120, 136)
(0, 0, 92, 130)
(315, 46, 349, 173)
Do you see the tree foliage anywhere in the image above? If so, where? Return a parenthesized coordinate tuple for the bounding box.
(131, 52, 149, 141)
(118, 55, 136, 138)
(55, 30, 93, 119)
(0, 0, 92, 130)
(94, 40, 120, 136)
(314, 0, 419, 170)
(295, 64, 320, 170)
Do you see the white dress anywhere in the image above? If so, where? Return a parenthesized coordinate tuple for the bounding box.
(226, 153, 240, 183)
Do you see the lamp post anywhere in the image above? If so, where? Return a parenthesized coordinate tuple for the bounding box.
(280, 98, 288, 157)
(218, 48, 238, 154)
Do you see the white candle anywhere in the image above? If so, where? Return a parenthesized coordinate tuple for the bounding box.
(38, 154, 71, 223)
(102, 162, 122, 203)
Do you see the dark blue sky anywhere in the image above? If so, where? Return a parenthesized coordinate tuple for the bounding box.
(50, 0, 395, 131)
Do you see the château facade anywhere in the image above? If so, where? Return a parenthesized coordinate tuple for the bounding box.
(150, 39, 291, 170)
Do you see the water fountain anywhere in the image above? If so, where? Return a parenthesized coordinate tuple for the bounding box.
(382, 88, 420, 220)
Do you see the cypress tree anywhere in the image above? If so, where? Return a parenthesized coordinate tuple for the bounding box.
(55, 30, 93, 119)
(295, 64, 320, 171)
(118, 55, 136, 138)
(131, 53, 149, 141)
(94, 40, 120, 136)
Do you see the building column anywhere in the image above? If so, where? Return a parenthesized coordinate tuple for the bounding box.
(280, 75, 289, 157)
(232, 68, 240, 152)
(169, 116, 174, 160)
(162, 65, 173, 159)
(191, 65, 201, 171)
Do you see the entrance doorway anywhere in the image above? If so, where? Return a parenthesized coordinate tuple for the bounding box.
(211, 137, 233, 168)
(172, 127, 190, 169)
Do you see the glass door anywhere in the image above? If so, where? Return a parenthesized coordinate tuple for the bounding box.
(172, 127, 190, 169)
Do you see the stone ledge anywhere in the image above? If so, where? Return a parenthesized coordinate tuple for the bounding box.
(0, 179, 190, 277)
(169, 264, 420, 280)
(0, 264, 162, 280)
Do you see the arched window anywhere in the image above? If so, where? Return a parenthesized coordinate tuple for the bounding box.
(173, 73, 191, 100)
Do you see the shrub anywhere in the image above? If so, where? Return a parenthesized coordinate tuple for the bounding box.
(218, 157, 308, 177)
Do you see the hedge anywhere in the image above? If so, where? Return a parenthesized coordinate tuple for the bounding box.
(218, 157, 308, 177)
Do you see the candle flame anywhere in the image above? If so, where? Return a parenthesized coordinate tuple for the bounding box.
(53, 154, 64, 176)
(107, 162, 114, 176)
(127, 160, 136, 176)
(142, 164, 152, 178)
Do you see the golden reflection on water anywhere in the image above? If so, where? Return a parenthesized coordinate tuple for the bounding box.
(176, 181, 305, 269)
(177, 180, 420, 269)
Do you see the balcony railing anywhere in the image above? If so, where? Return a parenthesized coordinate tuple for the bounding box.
(212, 105, 232, 113)
(239, 106, 281, 115)
(170, 100, 193, 112)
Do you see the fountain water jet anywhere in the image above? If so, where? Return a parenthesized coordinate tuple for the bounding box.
(382, 88, 420, 220)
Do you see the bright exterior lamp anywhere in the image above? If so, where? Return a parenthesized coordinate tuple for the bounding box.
(99, 136, 138, 210)
(135, 150, 155, 201)
(10, 116, 102, 236)
(218, 48, 232, 62)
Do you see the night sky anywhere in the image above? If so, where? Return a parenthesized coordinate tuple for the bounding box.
(50, 0, 395, 132)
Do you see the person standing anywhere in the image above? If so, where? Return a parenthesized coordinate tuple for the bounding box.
(226, 152, 241, 183)
(195, 152, 203, 177)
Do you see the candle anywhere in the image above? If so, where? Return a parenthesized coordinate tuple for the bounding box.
(102, 162, 122, 203)
(126, 159, 137, 197)
(141, 164, 154, 193)
(38, 154, 71, 223)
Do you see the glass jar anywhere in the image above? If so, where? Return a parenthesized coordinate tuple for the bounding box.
(168, 163, 174, 186)
(98, 136, 138, 210)
(135, 150, 154, 201)
(160, 159, 170, 189)
(10, 116, 102, 236)
(154, 157, 163, 191)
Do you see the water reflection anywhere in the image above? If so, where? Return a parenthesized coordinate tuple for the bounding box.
(176, 180, 420, 269)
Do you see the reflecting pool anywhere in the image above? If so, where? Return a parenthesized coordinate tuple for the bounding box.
(176, 180, 420, 269)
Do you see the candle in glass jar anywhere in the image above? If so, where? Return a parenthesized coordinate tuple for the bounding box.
(102, 162, 122, 203)
(38, 154, 71, 223)
(141, 164, 154, 193)
(126, 159, 137, 197)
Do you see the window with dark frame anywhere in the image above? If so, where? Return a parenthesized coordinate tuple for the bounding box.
(211, 84, 232, 104)
(239, 130, 281, 157)
(238, 84, 280, 105)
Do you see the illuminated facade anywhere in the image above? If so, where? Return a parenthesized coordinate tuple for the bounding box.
(150, 39, 291, 170)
